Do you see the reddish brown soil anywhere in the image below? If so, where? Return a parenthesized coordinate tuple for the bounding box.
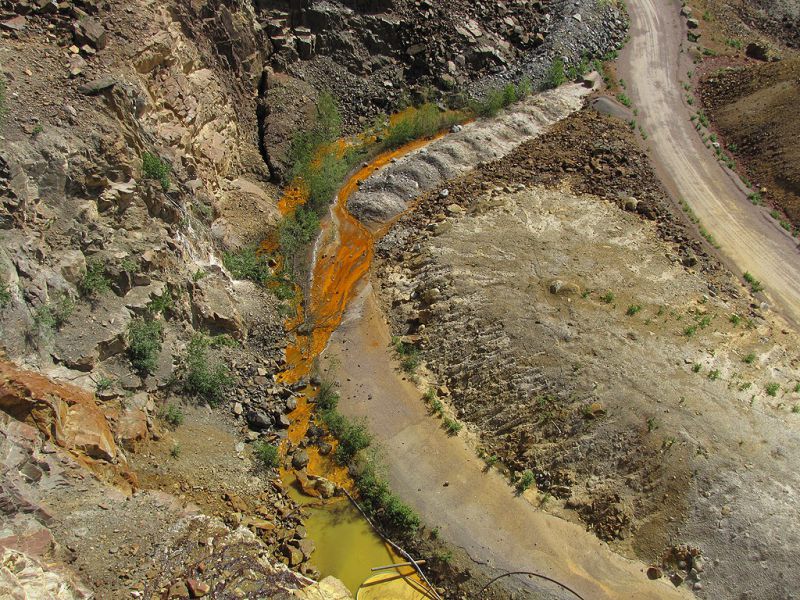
(699, 57, 800, 226)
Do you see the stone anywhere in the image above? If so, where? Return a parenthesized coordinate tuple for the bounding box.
(59, 250, 86, 285)
(186, 578, 210, 598)
(292, 449, 309, 470)
(245, 409, 272, 431)
(168, 581, 190, 598)
(191, 273, 245, 339)
(647, 566, 663, 579)
(1, 16, 27, 32)
(78, 76, 117, 95)
(233, 402, 243, 416)
(73, 17, 107, 50)
(284, 397, 297, 412)
(686, 18, 699, 29)
(746, 41, 781, 62)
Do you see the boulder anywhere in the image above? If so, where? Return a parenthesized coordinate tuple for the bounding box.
(0, 360, 133, 489)
(191, 272, 245, 339)
(746, 41, 781, 62)
(58, 250, 86, 286)
(245, 409, 272, 431)
(52, 299, 132, 371)
(73, 17, 107, 50)
(291, 449, 309, 470)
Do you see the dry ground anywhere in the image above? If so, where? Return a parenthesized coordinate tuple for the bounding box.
(372, 108, 800, 599)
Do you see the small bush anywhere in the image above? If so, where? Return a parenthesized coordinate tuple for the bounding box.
(743, 352, 756, 364)
(430, 398, 444, 416)
(316, 381, 340, 411)
(170, 442, 181, 458)
(95, 375, 114, 392)
(33, 294, 75, 333)
(147, 291, 173, 316)
(254, 441, 280, 469)
(684, 324, 697, 337)
(600, 291, 615, 304)
(626, 304, 642, 316)
(223, 247, 271, 284)
(142, 152, 171, 192)
(355, 462, 420, 534)
(128, 318, 163, 374)
(183, 334, 233, 406)
(278, 207, 321, 270)
(729, 314, 741, 326)
(743, 272, 764, 293)
(192, 269, 207, 282)
(692, 363, 702, 373)
(516, 469, 535, 493)
(160, 404, 184, 428)
(443, 417, 462, 435)
(0, 282, 10, 309)
(332, 417, 371, 465)
(79, 261, 110, 298)
(708, 369, 721, 381)
(393, 337, 420, 374)
(544, 59, 566, 89)
(766, 382, 780, 397)
(616, 92, 632, 107)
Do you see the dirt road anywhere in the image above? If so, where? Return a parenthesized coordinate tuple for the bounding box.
(618, 0, 800, 326)
(322, 283, 693, 600)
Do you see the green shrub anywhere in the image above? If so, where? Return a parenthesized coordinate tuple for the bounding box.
(316, 381, 340, 411)
(544, 59, 566, 89)
(443, 417, 462, 435)
(743, 271, 764, 293)
(128, 318, 163, 374)
(708, 369, 721, 381)
(684, 324, 697, 337)
(278, 207, 321, 270)
(600, 291, 615, 304)
(616, 92, 632, 107)
(332, 417, 371, 465)
(183, 334, 233, 406)
(743, 352, 756, 364)
(766, 382, 780, 397)
(170, 442, 181, 458)
(254, 441, 280, 469)
(626, 304, 642, 316)
(516, 469, 535, 493)
(78, 261, 110, 298)
(223, 246, 271, 284)
(430, 398, 444, 416)
(692, 363, 702, 373)
(160, 404, 184, 428)
(142, 152, 171, 192)
(95, 375, 114, 392)
(729, 313, 741, 326)
(147, 291, 173, 316)
(392, 338, 420, 374)
(354, 461, 420, 534)
(0, 282, 11, 309)
(34, 294, 75, 333)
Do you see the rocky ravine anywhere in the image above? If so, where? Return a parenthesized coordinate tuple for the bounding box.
(370, 108, 800, 599)
(0, 0, 635, 598)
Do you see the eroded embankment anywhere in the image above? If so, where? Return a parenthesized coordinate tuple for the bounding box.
(365, 107, 800, 599)
(347, 84, 594, 225)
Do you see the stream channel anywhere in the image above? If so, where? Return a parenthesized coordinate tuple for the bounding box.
(274, 137, 439, 596)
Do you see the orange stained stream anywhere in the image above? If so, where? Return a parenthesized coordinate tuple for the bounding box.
(273, 135, 446, 596)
